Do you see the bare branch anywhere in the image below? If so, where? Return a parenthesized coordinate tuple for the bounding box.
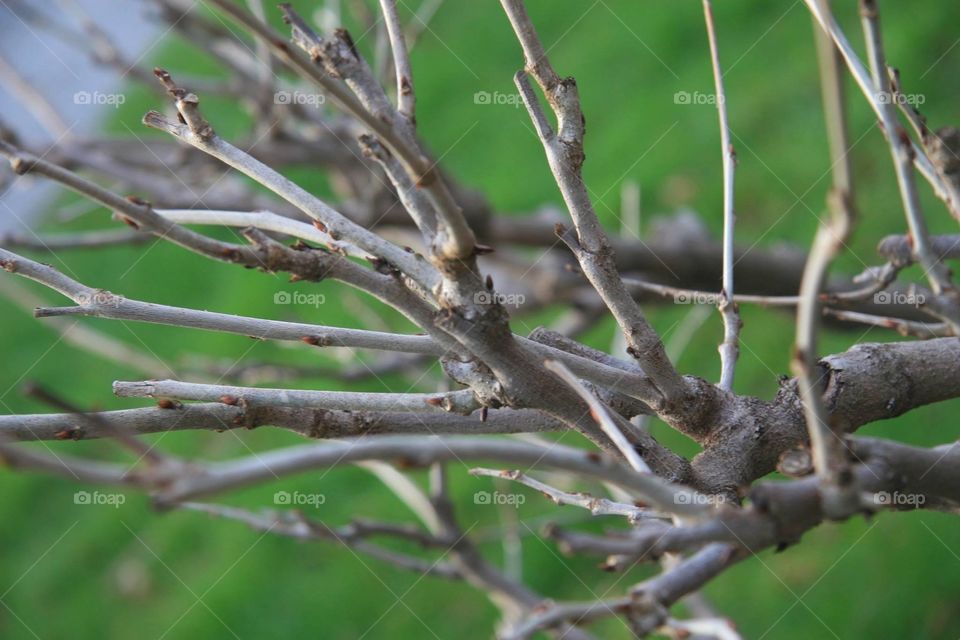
(859, 0, 956, 310)
(793, 4, 859, 509)
(0, 246, 440, 354)
(142, 70, 442, 293)
(500, 1, 684, 402)
(544, 359, 650, 473)
(147, 436, 711, 514)
(113, 379, 479, 414)
(702, 0, 741, 392)
(378, 0, 416, 121)
(180, 502, 461, 579)
(804, 0, 960, 218)
(0, 403, 568, 441)
(208, 0, 476, 261)
(823, 308, 952, 338)
(470, 467, 664, 521)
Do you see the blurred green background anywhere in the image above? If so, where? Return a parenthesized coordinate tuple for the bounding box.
(1, 1, 959, 638)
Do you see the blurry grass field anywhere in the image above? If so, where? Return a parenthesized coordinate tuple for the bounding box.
(1, 1, 959, 638)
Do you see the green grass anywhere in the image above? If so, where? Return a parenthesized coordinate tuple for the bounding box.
(2, 1, 960, 638)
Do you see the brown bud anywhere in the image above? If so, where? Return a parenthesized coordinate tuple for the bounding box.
(118, 216, 141, 230)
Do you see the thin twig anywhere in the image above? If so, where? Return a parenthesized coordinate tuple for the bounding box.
(501, 1, 684, 403)
(858, 0, 957, 312)
(378, 0, 415, 121)
(804, 0, 960, 218)
(702, 0, 740, 392)
(543, 359, 650, 473)
(470, 467, 665, 521)
(113, 379, 479, 414)
(794, 0, 859, 509)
